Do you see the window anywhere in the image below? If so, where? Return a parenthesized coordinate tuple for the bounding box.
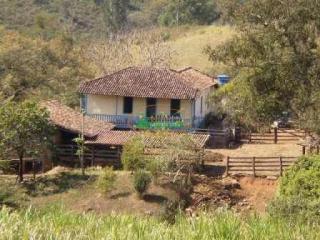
(80, 94, 87, 113)
(146, 98, 157, 117)
(170, 99, 181, 116)
(123, 97, 133, 114)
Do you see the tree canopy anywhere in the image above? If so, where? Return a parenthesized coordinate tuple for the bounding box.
(0, 101, 54, 182)
(159, 0, 219, 26)
(0, 27, 92, 105)
(207, 0, 320, 132)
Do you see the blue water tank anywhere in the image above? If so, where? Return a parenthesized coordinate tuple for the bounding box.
(217, 74, 230, 85)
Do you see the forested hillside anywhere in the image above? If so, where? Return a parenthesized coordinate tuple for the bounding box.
(0, 0, 238, 105)
(0, 0, 231, 38)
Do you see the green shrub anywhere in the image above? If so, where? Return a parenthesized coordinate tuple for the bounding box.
(122, 137, 146, 172)
(97, 167, 117, 193)
(160, 200, 182, 224)
(279, 155, 320, 199)
(0, 183, 26, 208)
(0, 160, 11, 173)
(269, 155, 320, 222)
(133, 170, 152, 197)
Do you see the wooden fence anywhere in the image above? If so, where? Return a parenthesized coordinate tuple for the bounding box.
(191, 129, 233, 148)
(0, 158, 43, 175)
(226, 156, 299, 177)
(242, 128, 306, 144)
(56, 145, 122, 168)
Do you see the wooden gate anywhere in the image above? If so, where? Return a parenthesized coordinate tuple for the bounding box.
(226, 156, 298, 177)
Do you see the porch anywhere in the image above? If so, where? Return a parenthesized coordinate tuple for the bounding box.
(87, 114, 204, 129)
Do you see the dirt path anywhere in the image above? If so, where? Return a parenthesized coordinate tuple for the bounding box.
(206, 143, 302, 161)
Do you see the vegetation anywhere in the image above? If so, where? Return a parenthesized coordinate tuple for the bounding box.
(158, 0, 219, 26)
(0, 27, 92, 105)
(0, 102, 53, 182)
(133, 170, 152, 197)
(269, 155, 320, 222)
(122, 137, 146, 172)
(207, 0, 320, 131)
(96, 167, 117, 193)
(0, 0, 227, 38)
(0, 206, 319, 239)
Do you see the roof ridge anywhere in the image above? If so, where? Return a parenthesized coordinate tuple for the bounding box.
(79, 66, 136, 89)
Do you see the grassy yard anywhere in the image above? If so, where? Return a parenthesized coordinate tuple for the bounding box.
(0, 206, 319, 240)
(0, 168, 178, 216)
(0, 167, 319, 239)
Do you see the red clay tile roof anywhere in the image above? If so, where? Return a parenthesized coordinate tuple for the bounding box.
(86, 130, 137, 146)
(79, 67, 198, 100)
(177, 67, 218, 91)
(41, 100, 115, 138)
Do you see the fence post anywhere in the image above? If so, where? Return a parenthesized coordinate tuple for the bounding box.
(71, 145, 74, 162)
(252, 157, 256, 177)
(274, 127, 278, 144)
(32, 159, 36, 180)
(280, 156, 283, 177)
(302, 146, 306, 155)
(226, 156, 230, 176)
(91, 146, 95, 167)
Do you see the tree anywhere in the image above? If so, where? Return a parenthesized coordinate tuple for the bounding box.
(85, 29, 175, 76)
(122, 131, 203, 200)
(97, 0, 130, 33)
(0, 27, 93, 106)
(0, 101, 54, 182)
(159, 0, 219, 26)
(206, 0, 320, 132)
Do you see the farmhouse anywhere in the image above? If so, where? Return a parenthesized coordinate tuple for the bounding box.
(42, 100, 210, 170)
(79, 67, 218, 129)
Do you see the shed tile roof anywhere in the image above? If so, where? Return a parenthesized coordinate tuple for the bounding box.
(86, 130, 137, 146)
(177, 67, 218, 91)
(79, 67, 198, 100)
(86, 130, 209, 149)
(41, 100, 115, 138)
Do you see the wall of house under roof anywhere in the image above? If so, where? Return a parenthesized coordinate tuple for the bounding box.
(194, 86, 215, 118)
(86, 94, 193, 119)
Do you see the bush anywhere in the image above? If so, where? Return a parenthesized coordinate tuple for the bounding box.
(160, 200, 184, 224)
(269, 155, 320, 222)
(0, 160, 11, 173)
(97, 167, 117, 193)
(122, 137, 146, 172)
(0, 183, 26, 208)
(279, 155, 320, 199)
(133, 170, 152, 197)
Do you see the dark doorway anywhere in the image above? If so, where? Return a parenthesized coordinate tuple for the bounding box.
(170, 99, 181, 116)
(123, 97, 133, 114)
(146, 98, 157, 117)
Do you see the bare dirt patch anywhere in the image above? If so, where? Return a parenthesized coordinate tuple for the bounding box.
(206, 143, 302, 163)
(190, 175, 278, 214)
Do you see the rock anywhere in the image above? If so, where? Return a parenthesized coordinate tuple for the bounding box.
(222, 178, 241, 190)
(266, 176, 278, 180)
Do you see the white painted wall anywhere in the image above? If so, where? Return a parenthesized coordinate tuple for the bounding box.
(86, 94, 193, 119)
(194, 86, 215, 118)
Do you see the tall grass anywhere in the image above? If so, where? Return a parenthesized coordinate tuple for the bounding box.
(0, 206, 319, 240)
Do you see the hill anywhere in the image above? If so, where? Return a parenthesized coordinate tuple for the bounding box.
(167, 25, 235, 74)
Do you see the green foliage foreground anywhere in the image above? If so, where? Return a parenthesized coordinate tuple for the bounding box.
(269, 155, 320, 222)
(0, 206, 319, 240)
